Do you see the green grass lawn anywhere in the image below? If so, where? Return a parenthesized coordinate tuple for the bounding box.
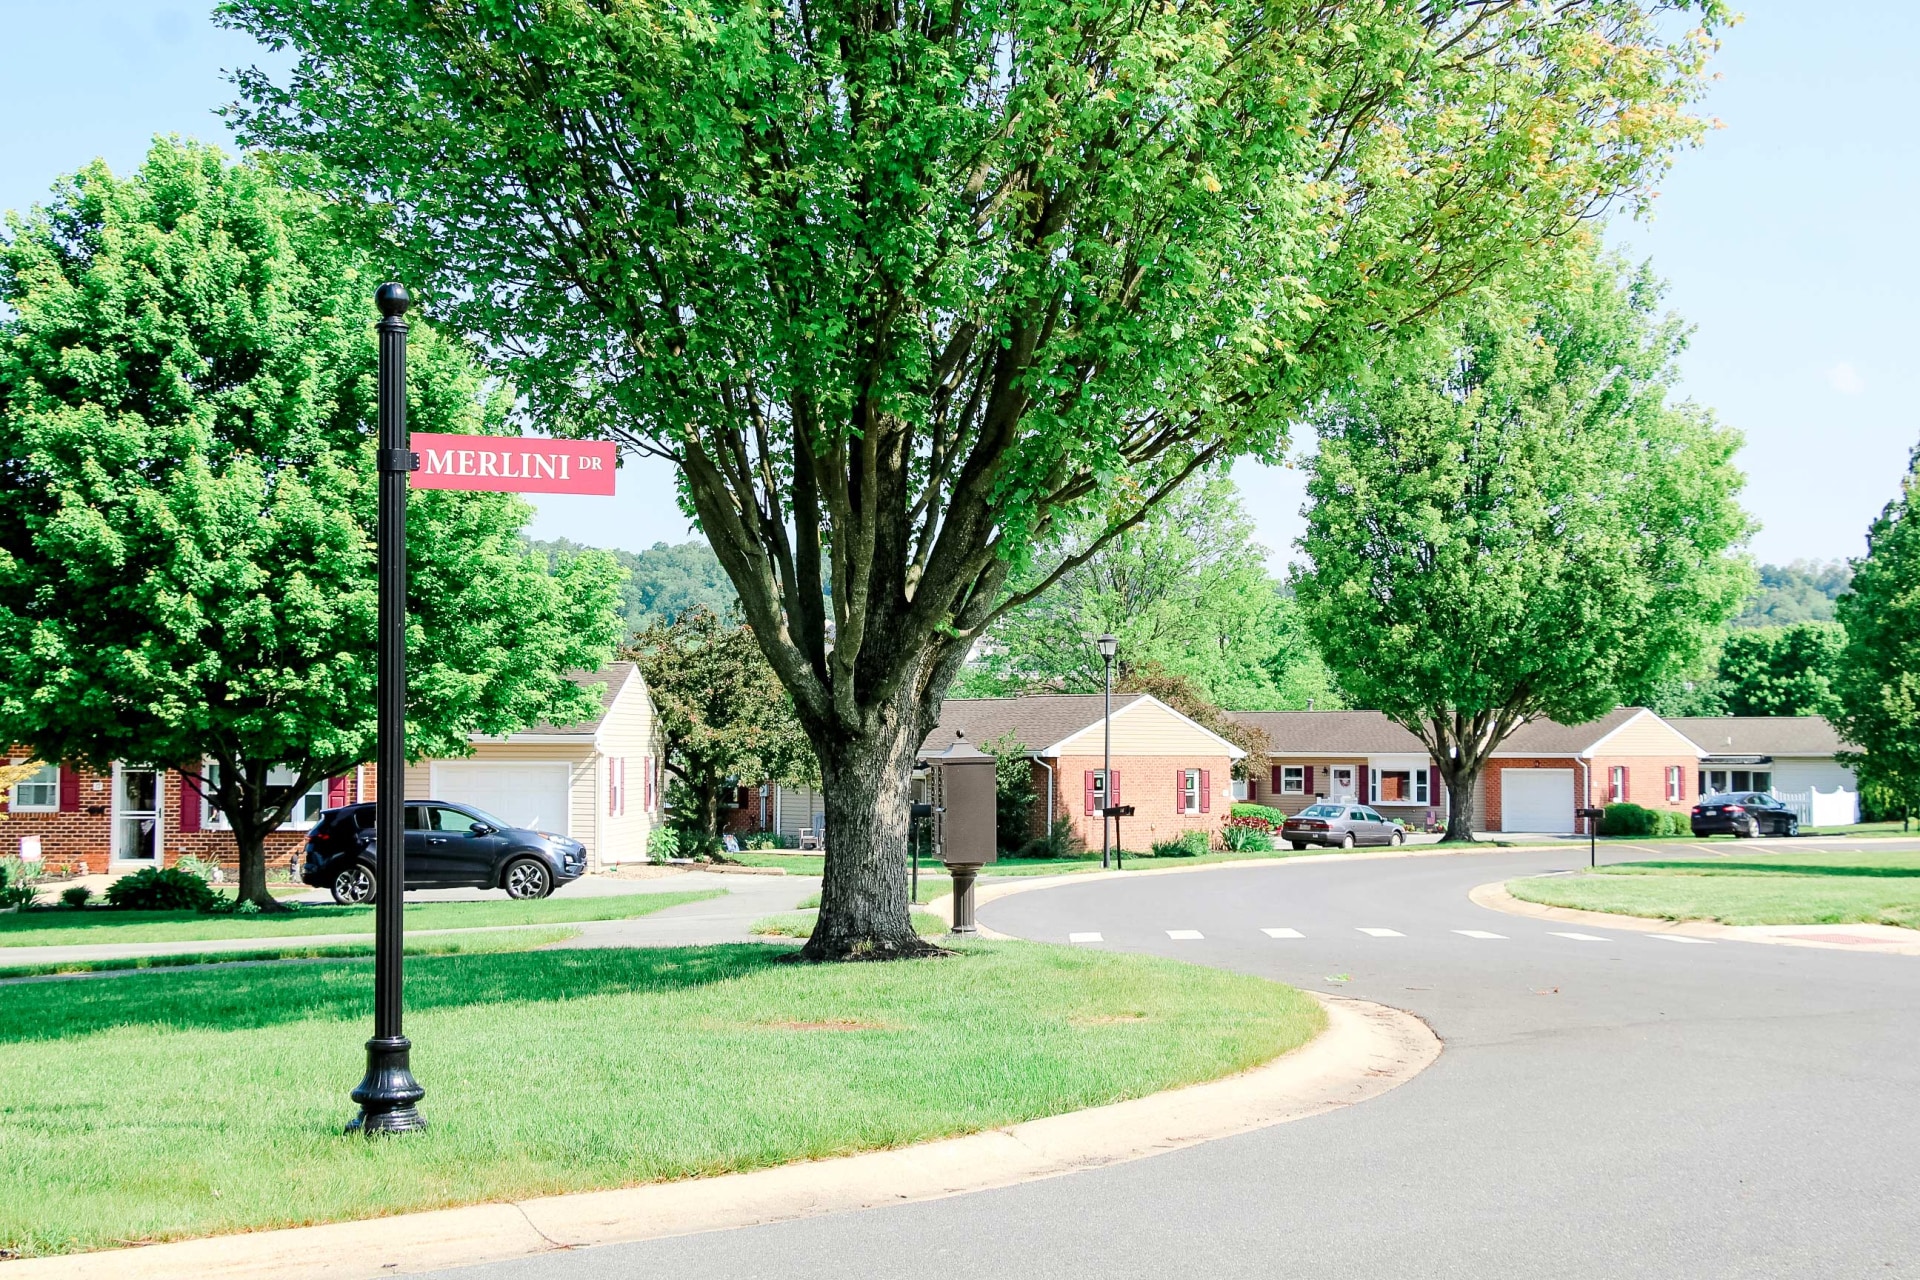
(1508, 848, 1920, 928)
(0, 926, 580, 979)
(749, 909, 946, 938)
(0, 941, 1322, 1257)
(0, 890, 724, 949)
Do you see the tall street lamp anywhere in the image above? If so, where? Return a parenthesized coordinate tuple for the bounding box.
(348, 282, 426, 1135)
(1097, 634, 1118, 869)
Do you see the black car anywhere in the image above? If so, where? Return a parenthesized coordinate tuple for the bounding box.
(302, 801, 587, 904)
(1691, 791, 1799, 838)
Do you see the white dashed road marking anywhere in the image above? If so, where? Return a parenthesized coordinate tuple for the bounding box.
(1068, 932, 1104, 944)
(1166, 930, 1205, 941)
(1262, 928, 1305, 939)
(1550, 932, 1612, 942)
(1356, 928, 1405, 938)
(1653, 935, 1714, 945)
(1453, 929, 1507, 939)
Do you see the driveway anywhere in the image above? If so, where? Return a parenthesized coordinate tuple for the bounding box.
(424, 842, 1920, 1279)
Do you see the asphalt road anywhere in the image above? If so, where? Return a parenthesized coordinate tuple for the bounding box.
(430, 844, 1920, 1279)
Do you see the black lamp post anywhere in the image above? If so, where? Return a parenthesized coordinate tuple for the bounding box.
(348, 282, 426, 1136)
(1097, 634, 1118, 869)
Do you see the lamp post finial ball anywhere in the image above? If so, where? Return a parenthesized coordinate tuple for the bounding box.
(375, 282, 412, 318)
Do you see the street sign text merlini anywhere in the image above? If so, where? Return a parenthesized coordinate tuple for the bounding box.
(408, 432, 617, 495)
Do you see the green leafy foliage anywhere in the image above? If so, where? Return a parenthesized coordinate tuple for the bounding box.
(1659, 622, 1845, 718)
(1734, 561, 1852, 628)
(627, 606, 812, 838)
(977, 732, 1039, 854)
(1292, 260, 1752, 840)
(221, 0, 1728, 952)
(1150, 830, 1211, 858)
(646, 826, 683, 861)
(1220, 821, 1274, 853)
(1598, 803, 1688, 837)
(0, 141, 624, 907)
(59, 886, 92, 910)
(954, 477, 1338, 711)
(1835, 447, 1920, 820)
(103, 867, 218, 913)
(530, 538, 737, 636)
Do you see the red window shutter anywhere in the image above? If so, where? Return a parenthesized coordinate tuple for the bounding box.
(1429, 765, 1440, 804)
(1200, 770, 1211, 813)
(1304, 765, 1315, 794)
(1357, 765, 1369, 803)
(327, 776, 349, 808)
(179, 770, 202, 833)
(1175, 772, 1185, 813)
(1083, 771, 1096, 814)
(59, 764, 80, 812)
(1110, 770, 1121, 804)
(1622, 767, 1630, 803)
(1269, 765, 1281, 794)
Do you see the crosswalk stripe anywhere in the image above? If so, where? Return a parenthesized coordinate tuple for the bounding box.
(1165, 929, 1205, 941)
(1652, 935, 1714, 945)
(1356, 927, 1404, 937)
(1262, 928, 1305, 939)
(1068, 932, 1104, 944)
(1453, 929, 1507, 939)
(1549, 932, 1611, 942)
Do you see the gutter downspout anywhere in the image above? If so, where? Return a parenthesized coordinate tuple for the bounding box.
(1033, 755, 1054, 847)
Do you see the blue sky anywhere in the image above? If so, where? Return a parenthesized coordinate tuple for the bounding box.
(2, 3, 1911, 570)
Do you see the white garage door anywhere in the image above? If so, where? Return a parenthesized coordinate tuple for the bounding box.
(1501, 769, 1574, 833)
(431, 762, 572, 835)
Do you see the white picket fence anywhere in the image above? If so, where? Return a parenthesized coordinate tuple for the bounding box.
(1773, 788, 1860, 828)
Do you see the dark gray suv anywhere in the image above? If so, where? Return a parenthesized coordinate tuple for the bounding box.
(301, 801, 588, 903)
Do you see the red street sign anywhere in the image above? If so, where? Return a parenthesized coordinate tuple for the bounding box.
(408, 433, 616, 495)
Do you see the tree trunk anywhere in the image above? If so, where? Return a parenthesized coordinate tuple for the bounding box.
(803, 712, 943, 961)
(1438, 760, 1481, 844)
(228, 822, 288, 911)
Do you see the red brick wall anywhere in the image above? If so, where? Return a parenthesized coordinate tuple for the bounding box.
(3, 753, 309, 876)
(1039, 754, 1234, 851)
(1587, 753, 1698, 819)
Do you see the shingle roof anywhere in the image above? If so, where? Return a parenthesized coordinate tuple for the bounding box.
(513, 662, 636, 736)
(1496, 707, 1646, 755)
(1229, 710, 1429, 755)
(929, 694, 1146, 755)
(1666, 716, 1851, 757)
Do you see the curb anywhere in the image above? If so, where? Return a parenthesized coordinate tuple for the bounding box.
(7, 994, 1439, 1280)
(922, 839, 1547, 934)
(1471, 881, 1920, 956)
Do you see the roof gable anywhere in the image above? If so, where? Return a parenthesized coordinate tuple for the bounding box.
(1665, 716, 1851, 757)
(1043, 695, 1245, 759)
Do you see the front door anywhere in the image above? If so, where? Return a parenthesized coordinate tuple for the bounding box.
(1329, 767, 1356, 801)
(112, 766, 161, 863)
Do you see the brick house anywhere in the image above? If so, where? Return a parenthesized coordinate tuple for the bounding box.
(1231, 710, 1452, 829)
(1, 663, 664, 876)
(757, 693, 1244, 850)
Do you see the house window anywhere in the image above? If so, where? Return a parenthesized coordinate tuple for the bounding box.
(1609, 766, 1627, 803)
(1281, 766, 1305, 795)
(202, 763, 326, 831)
(1666, 766, 1683, 804)
(1231, 777, 1250, 802)
(1753, 772, 1771, 793)
(1375, 771, 1412, 803)
(1092, 770, 1108, 808)
(1181, 769, 1201, 814)
(8, 761, 58, 812)
(1414, 769, 1430, 805)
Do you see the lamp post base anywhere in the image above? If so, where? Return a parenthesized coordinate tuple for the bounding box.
(347, 1035, 427, 1135)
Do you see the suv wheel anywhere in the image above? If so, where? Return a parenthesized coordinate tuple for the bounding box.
(332, 862, 376, 906)
(503, 857, 554, 900)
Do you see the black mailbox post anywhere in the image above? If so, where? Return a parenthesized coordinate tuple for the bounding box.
(1576, 807, 1606, 868)
(933, 732, 997, 933)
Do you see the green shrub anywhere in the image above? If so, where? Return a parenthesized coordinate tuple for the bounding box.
(103, 867, 217, 912)
(1598, 803, 1689, 837)
(646, 825, 682, 860)
(742, 832, 783, 851)
(1013, 818, 1075, 859)
(1220, 823, 1273, 852)
(1150, 829, 1211, 858)
(61, 885, 94, 909)
(1229, 802, 1286, 828)
(172, 852, 226, 883)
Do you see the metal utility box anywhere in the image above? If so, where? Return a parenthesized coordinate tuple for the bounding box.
(932, 732, 998, 867)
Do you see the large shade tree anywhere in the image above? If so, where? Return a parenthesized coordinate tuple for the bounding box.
(224, 0, 1727, 954)
(1292, 259, 1751, 840)
(1834, 448, 1920, 824)
(0, 141, 624, 907)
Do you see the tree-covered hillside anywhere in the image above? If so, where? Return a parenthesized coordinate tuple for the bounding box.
(528, 538, 735, 635)
(1733, 561, 1852, 628)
